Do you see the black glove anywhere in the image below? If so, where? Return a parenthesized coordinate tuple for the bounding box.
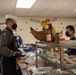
(16, 52, 22, 58)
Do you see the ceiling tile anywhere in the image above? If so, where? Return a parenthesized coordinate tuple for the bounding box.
(0, 0, 17, 8)
(47, 0, 76, 17)
(0, 7, 14, 16)
(26, 8, 43, 17)
(48, 0, 76, 10)
(38, 9, 58, 17)
(14, 8, 29, 16)
(0, 0, 76, 17)
(32, 0, 57, 9)
(60, 11, 76, 17)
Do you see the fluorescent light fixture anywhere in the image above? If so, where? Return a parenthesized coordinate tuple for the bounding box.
(16, 0, 36, 8)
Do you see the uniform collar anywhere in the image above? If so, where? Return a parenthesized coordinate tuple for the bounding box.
(6, 27, 12, 32)
(70, 37, 76, 40)
(6, 27, 14, 36)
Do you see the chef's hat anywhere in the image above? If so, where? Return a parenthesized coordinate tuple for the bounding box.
(5, 14, 17, 21)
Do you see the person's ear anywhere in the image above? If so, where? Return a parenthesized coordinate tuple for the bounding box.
(71, 30, 73, 34)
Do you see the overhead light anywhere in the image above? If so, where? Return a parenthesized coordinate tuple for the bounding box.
(74, 9, 76, 11)
(16, 0, 36, 8)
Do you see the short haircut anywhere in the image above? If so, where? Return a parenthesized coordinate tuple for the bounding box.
(66, 25, 75, 34)
(5, 18, 13, 24)
(5, 18, 17, 30)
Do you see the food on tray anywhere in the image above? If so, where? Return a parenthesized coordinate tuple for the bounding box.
(46, 52, 56, 57)
(48, 54, 54, 57)
(64, 61, 71, 64)
(56, 58, 71, 64)
(71, 59, 76, 62)
(62, 74, 71, 75)
(17, 59, 24, 63)
(68, 57, 73, 59)
(55, 47, 59, 51)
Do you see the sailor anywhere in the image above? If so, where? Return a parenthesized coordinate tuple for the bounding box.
(0, 15, 23, 75)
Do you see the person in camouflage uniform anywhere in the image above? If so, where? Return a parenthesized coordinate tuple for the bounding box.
(0, 16, 23, 75)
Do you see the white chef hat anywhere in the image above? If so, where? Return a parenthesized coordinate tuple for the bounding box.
(5, 14, 17, 21)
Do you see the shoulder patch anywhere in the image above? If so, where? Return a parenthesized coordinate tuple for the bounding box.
(2, 32, 7, 36)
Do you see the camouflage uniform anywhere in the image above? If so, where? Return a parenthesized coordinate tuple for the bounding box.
(0, 27, 22, 75)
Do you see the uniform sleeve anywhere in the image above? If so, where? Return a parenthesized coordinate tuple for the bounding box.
(0, 31, 14, 57)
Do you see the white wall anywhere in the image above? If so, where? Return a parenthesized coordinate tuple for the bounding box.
(0, 16, 76, 44)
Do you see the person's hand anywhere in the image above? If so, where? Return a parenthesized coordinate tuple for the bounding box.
(13, 52, 16, 56)
(15, 51, 22, 58)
